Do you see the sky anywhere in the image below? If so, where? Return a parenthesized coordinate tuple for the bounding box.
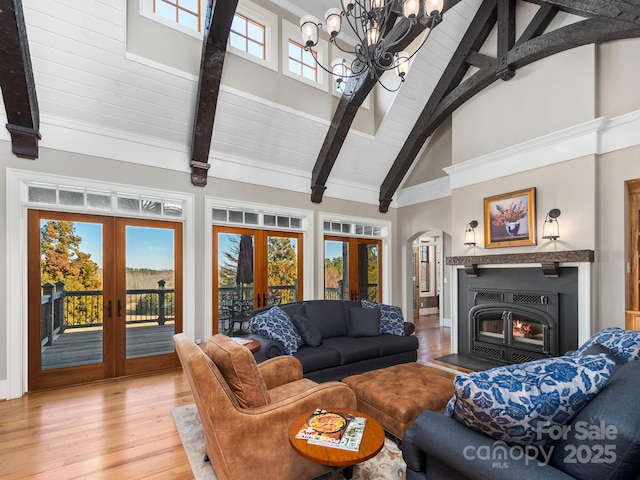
(69, 222, 175, 270)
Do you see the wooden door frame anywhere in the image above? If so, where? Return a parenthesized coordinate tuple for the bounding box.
(212, 226, 304, 334)
(27, 211, 183, 390)
(323, 235, 382, 302)
(118, 218, 183, 377)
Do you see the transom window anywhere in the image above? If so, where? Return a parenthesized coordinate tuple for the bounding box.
(288, 40, 318, 82)
(154, 0, 200, 32)
(230, 13, 266, 60)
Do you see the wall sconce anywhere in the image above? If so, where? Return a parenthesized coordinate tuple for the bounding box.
(464, 220, 478, 246)
(542, 209, 561, 240)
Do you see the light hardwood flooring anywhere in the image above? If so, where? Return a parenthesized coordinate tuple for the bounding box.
(0, 314, 457, 479)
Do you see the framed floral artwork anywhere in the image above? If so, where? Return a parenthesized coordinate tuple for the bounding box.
(484, 187, 536, 248)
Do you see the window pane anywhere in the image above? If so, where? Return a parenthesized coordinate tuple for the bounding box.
(302, 49, 315, 65)
(303, 65, 316, 81)
(178, 10, 198, 30)
(141, 199, 162, 215)
(277, 216, 290, 228)
(212, 208, 227, 222)
(231, 15, 246, 33)
(230, 32, 245, 50)
(245, 212, 259, 225)
(87, 192, 111, 210)
(264, 214, 276, 227)
(291, 218, 301, 229)
(247, 41, 264, 59)
(163, 201, 183, 217)
(229, 210, 243, 223)
(288, 41, 300, 61)
(118, 197, 140, 212)
(288, 59, 300, 75)
(156, 1, 175, 21)
(59, 190, 84, 207)
(247, 22, 263, 42)
(181, 0, 198, 11)
(28, 186, 57, 204)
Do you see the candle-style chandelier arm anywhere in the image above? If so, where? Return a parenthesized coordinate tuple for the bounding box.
(300, 0, 445, 95)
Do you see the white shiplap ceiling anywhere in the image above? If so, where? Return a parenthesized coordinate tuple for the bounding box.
(16, 0, 481, 206)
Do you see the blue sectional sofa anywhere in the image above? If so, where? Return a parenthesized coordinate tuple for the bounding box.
(402, 328, 640, 480)
(248, 300, 419, 382)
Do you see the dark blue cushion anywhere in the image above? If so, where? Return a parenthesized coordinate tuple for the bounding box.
(550, 359, 640, 479)
(347, 307, 380, 337)
(303, 300, 348, 338)
(292, 314, 322, 347)
(321, 337, 379, 365)
(293, 345, 341, 372)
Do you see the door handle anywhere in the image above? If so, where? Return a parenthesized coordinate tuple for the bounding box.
(117, 299, 122, 317)
(257, 294, 261, 308)
(107, 300, 112, 318)
(262, 293, 267, 306)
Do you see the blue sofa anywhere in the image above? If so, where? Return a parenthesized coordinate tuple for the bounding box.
(249, 300, 419, 382)
(402, 351, 640, 479)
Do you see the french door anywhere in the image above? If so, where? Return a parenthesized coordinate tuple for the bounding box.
(213, 226, 303, 334)
(28, 210, 183, 390)
(324, 236, 382, 302)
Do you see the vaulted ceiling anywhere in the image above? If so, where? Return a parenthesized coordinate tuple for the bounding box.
(2, 0, 640, 212)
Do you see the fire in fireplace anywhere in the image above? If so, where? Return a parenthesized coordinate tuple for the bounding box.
(469, 289, 559, 364)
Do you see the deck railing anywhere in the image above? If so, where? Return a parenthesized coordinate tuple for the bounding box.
(40, 281, 175, 346)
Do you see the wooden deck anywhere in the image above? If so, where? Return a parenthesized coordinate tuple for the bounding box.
(41, 323, 176, 370)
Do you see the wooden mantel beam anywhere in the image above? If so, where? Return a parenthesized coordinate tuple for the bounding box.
(0, 0, 40, 159)
(190, 0, 238, 186)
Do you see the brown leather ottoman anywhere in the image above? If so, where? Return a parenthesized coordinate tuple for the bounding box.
(342, 362, 459, 439)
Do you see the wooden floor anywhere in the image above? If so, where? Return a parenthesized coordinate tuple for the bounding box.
(0, 314, 459, 479)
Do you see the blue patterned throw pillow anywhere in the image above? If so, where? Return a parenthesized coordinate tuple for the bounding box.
(249, 305, 303, 355)
(570, 327, 640, 363)
(444, 355, 616, 448)
(361, 299, 404, 336)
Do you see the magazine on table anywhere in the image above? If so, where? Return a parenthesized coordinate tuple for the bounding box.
(295, 408, 366, 451)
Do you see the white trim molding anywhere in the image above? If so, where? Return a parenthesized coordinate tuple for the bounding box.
(398, 109, 640, 207)
(444, 117, 607, 190)
(396, 176, 451, 207)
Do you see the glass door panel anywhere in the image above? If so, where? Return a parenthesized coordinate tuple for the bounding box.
(324, 237, 381, 302)
(124, 226, 176, 359)
(267, 234, 299, 305)
(215, 231, 255, 335)
(324, 239, 349, 300)
(358, 242, 379, 302)
(39, 219, 105, 370)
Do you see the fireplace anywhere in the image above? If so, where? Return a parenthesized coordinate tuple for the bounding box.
(450, 265, 582, 368)
(469, 289, 559, 364)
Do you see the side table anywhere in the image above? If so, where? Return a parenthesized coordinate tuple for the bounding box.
(288, 409, 384, 479)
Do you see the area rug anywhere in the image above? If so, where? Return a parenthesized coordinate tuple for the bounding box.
(171, 404, 406, 480)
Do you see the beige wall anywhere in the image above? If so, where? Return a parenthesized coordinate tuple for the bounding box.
(598, 38, 640, 118)
(452, 45, 596, 164)
(597, 145, 640, 329)
(450, 156, 597, 256)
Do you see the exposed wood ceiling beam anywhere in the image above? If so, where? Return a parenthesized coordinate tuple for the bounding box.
(526, 0, 640, 27)
(378, 0, 640, 212)
(190, 0, 238, 187)
(310, 1, 461, 204)
(0, 0, 40, 159)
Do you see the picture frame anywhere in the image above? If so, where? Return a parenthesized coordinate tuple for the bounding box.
(484, 187, 536, 248)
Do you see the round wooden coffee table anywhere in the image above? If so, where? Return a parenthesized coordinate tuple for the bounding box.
(288, 409, 385, 479)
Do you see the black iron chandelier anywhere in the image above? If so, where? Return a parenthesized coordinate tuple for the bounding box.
(300, 0, 444, 94)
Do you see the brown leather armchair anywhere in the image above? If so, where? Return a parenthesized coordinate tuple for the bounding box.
(174, 333, 357, 480)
